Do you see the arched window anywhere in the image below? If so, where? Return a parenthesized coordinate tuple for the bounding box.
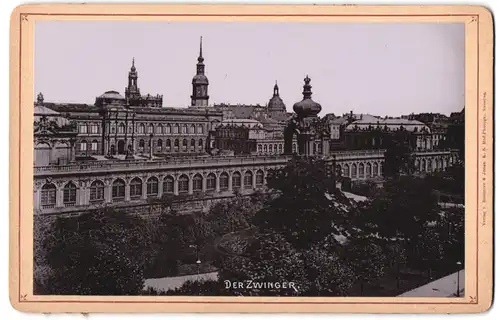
(80, 140, 87, 151)
(366, 163, 372, 177)
(178, 175, 189, 194)
(146, 177, 159, 197)
(274, 144, 278, 153)
(197, 125, 203, 134)
(427, 159, 432, 172)
(219, 172, 229, 191)
(182, 139, 188, 150)
(138, 123, 145, 134)
(373, 163, 379, 177)
(130, 177, 143, 199)
(41, 183, 56, 207)
(258, 145, 262, 153)
(112, 179, 126, 201)
(256, 170, 264, 187)
(157, 139, 163, 150)
(63, 182, 77, 205)
(244, 171, 253, 189)
(173, 124, 179, 134)
(263, 145, 268, 152)
(189, 124, 195, 134)
(198, 139, 204, 148)
(91, 140, 99, 151)
(148, 124, 154, 134)
(165, 124, 171, 134)
(193, 174, 203, 192)
(163, 176, 174, 194)
(343, 164, 349, 177)
(278, 144, 283, 152)
(206, 173, 216, 191)
(156, 124, 163, 134)
(166, 139, 171, 148)
(351, 164, 357, 178)
(181, 124, 187, 134)
(359, 163, 365, 179)
(415, 160, 421, 172)
(118, 123, 125, 134)
(174, 139, 179, 147)
(139, 139, 145, 149)
(90, 180, 104, 202)
(191, 139, 196, 148)
(232, 171, 242, 190)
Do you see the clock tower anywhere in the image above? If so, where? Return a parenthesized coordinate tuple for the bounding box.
(191, 37, 209, 107)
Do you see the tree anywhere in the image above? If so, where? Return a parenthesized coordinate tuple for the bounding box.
(45, 208, 149, 295)
(218, 232, 310, 296)
(342, 237, 386, 296)
(253, 155, 356, 249)
(302, 243, 356, 296)
(361, 176, 441, 246)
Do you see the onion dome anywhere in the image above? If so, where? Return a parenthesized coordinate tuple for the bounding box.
(293, 76, 322, 118)
(267, 81, 286, 112)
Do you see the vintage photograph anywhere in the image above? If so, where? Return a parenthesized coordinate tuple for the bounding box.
(32, 20, 466, 297)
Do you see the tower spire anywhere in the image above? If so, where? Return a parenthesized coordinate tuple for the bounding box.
(198, 36, 204, 63)
(131, 57, 136, 72)
(273, 80, 279, 96)
(191, 36, 209, 107)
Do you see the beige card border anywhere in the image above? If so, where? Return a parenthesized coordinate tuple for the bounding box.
(9, 4, 494, 314)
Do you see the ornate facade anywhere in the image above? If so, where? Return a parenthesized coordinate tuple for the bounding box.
(33, 38, 461, 216)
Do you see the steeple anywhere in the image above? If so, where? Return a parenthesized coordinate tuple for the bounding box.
(131, 57, 136, 72)
(198, 36, 204, 63)
(125, 58, 140, 101)
(273, 80, 279, 96)
(302, 75, 312, 99)
(191, 36, 209, 107)
(196, 36, 205, 75)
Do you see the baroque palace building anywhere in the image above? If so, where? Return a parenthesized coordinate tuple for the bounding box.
(33, 38, 461, 216)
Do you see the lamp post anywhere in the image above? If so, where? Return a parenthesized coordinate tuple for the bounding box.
(190, 244, 201, 277)
(456, 261, 462, 297)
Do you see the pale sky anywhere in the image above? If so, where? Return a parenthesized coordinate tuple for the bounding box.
(34, 21, 464, 117)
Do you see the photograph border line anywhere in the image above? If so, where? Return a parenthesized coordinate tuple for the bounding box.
(11, 8, 488, 310)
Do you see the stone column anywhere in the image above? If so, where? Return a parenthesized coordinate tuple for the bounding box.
(252, 170, 257, 189)
(125, 183, 131, 201)
(174, 177, 179, 196)
(105, 184, 112, 203)
(158, 178, 164, 198)
(33, 189, 40, 210)
(55, 186, 63, 208)
(215, 172, 221, 193)
(142, 180, 148, 199)
(228, 172, 233, 192)
(188, 175, 193, 195)
(202, 174, 207, 192)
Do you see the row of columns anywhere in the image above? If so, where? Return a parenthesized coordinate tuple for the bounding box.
(34, 169, 267, 210)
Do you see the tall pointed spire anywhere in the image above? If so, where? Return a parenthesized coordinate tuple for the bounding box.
(131, 57, 136, 72)
(191, 36, 209, 107)
(198, 36, 204, 63)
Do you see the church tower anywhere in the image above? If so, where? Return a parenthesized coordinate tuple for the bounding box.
(125, 58, 141, 102)
(191, 37, 209, 107)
